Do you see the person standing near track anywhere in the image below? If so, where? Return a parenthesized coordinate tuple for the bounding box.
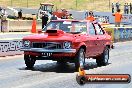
(18, 9, 22, 19)
(42, 12, 49, 29)
(112, 3, 115, 13)
(85, 10, 88, 19)
(112, 9, 122, 27)
(116, 2, 120, 11)
(130, 3, 132, 14)
(125, 3, 129, 14)
(86, 11, 95, 22)
(68, 14, 74, 19)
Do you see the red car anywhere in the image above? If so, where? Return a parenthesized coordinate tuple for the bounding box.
(21, 20, 113, 70)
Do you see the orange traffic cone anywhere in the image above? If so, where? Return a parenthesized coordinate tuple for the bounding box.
(31, 19, 37, 33)
(79, 67, 86, 76)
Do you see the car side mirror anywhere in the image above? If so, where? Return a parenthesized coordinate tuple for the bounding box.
(38, 29, 42, 33)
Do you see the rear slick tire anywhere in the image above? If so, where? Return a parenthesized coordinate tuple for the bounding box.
(96, 47, 109, 66)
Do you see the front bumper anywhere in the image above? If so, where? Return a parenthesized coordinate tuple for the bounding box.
(20, 48, 76, 53)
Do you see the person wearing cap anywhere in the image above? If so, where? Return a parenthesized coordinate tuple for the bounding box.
(112, 9, 122, 27)
(86, 11, 95, 22)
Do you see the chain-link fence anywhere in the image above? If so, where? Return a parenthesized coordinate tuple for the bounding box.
(0, 0, 128, 12)
(0, 0, 131, 12)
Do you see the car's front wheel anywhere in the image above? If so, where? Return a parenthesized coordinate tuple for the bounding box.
(96, 47, 109, 66)
(75, 48, 85, 71)
(24, 55, 36, 68)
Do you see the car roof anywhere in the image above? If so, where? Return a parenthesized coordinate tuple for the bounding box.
(40, 3, 54, 6)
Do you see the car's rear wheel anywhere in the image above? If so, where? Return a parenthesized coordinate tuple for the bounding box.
(96, 47, 109, 66)
(24, 55, 36, 68)
(75, 48, 85, 71)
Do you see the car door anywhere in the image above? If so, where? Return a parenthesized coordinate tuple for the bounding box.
(85, 22, 98, 57)
(94, 23, 106, 54)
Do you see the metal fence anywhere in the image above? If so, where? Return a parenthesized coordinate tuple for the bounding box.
(0, 0, 127, 12)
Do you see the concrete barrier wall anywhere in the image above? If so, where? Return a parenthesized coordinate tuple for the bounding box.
(114, 28, 132, 42)
(0, 33, 31, 57)
(0, 39, 23, 57)
(0, 33, 31, 39)
(8, 20, 41, 32)
(0, 20, 42, 32)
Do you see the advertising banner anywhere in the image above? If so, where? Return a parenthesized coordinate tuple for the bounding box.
(69, 10, 132, 25)
(114, 28, 132, 42)
(94, 12, 132, 25)
(93, 12, 114, 24)
(0, 40, 23, 57)
(122, 15, 132, 25)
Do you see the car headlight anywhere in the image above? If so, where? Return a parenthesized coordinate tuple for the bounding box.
(63, 42, 71, 49)
(23, 40, 30, 47)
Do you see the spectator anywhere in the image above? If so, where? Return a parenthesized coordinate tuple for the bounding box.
(0, 7, 2, 11)
(1, 9, 7, 16)
(125, 3, 129, 14)
(68, 14, 74, 19)
(112, 3, 114, 13)
(130, 3, 132, 14)
(85, 10, 88, 19)
(42, 12, 49, 29)
(112, 9, 122, 27)
(124, 3, 127, 14)
(18, 9, 22, 19)
(0, 7, 3, 18)
(116, 2, 120, 11)
(86, 11, 95, 22)
(50, 14, 57, 20)
(1, 8, 8, 20)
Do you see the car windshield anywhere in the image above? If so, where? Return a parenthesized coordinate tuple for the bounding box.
(40, 5, 52, 12)
(43, 21, 87, 33)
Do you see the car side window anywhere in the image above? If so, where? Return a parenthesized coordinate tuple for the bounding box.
(89, 23, 95, 35)
(73, 22, 87, 33)
(94, 23, 104, 35)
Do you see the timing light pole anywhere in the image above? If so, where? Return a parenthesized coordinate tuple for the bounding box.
(109, 0, 111, 9)
(11, 0, 13, 6)
(76, 0, 77, 9)
(27, 0, 28, 8)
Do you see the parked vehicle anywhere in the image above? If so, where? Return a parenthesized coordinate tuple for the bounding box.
(37, 3, 69, 19)
(21, 20, 113, 70)
(37, 3, 54, 19)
